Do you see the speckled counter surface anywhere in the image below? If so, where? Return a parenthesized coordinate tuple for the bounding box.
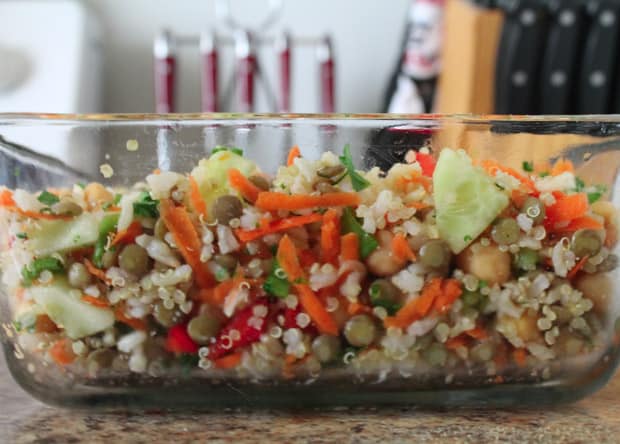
(2, 351, 620, 444)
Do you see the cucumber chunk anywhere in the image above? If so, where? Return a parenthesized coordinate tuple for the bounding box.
(26, 279, 114, 339)
(433, 149, 509, 254)
(27, 213, 99, 255)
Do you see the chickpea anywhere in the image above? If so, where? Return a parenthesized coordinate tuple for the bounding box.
(365, 230, 406, 276)
(84, 183, 113, 208)
(456, 243, 511, 285)
(575, 272, 612, 315)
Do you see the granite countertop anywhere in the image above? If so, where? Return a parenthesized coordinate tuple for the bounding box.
(2, 351, 620, 444)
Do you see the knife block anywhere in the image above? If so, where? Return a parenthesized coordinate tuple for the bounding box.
(435, 0, 503, 114)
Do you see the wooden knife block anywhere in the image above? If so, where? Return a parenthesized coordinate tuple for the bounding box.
(435, 0, 503, 114)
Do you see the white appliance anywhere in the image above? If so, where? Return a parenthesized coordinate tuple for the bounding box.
(0, 0, 103, 172)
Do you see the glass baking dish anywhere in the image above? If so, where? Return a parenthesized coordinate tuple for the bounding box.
(0, 113, 619, 410)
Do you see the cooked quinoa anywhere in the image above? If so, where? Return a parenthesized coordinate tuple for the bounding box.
(0, 146, 618, 384)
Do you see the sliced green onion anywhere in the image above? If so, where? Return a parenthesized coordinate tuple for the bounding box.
(341, 207, 378, 259)
(339, 144, 371, 192)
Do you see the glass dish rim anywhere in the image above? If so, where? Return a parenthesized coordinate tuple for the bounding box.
(1, 112, 620, 124)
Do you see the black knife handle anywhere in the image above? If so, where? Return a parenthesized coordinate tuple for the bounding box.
(538, 1, 586, 114)
(495, 0, 549, 114)
(577, 0, 620, 114)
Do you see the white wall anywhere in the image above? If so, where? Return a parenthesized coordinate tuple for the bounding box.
(86, 0, 410, 113)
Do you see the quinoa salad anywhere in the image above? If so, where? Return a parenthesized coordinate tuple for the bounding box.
(1, 145, 618, 385)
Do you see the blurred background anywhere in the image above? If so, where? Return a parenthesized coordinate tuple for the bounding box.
(2, 0, 620, 115)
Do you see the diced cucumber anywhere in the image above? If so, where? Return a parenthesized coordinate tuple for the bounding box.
(27, 213, 100, 255)
(433, 149, 509, 254)
(190, 150, 258, 216)
(26, 278, 114, 339)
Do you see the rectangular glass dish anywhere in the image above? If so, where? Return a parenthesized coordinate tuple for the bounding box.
(0, 113, 619, 410)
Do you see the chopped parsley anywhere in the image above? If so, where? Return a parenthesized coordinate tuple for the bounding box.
(263, 260, 290, 298)
(77, 182, 86, 189)
(339, 144, 371, 192)
(587, 184, 607, 204)
(574, 177, 585, 192)
(539, 172, 550, 177)
(37, 190, 60, 206)
(214, 268, 230, 282)
(369, 282, 401, 315)
(114, 194, 122, 205)
(479, 280, 488, 289)
(211, 146, 244, 156)
(495, 183, 505, 190)
(133, 191, 159, 218)
(522, 161, 534, 172)
(21, 256, 65, 287)
(341, 207, 378, 259)
(463, 235, 473, 242)
(16, 232, 28, 240)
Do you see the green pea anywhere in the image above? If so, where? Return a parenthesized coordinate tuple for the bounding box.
(419, 240, 452, 269)
(344, 314, 378, 347)
(118, 244, 149, 275)
(515, 248, 540, 271)
(187, 314, 221, 345)
(521, 197, 545, 224)
(312, 335, 342, 363)
(491, 218, 520, 245)
(100, 249, 118, 269)
(68, 262, 91, 289)
(153, 302, 176, 327)
(214, 254, 238, 272)
(369, 279, 402, 314)
(571, 229, 602, 258)
(462, 290, 481, 308)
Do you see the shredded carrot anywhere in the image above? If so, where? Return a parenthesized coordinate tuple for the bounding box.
(295, 283, 339, 336)
(160, 199, 213, 288)
(0, 189, 15, 206)
(114, 303, 147, 330)
(213, 351, 243, 369)
(228, 168, 262, 203)
(347, 302, 372, 316)
(384, 278, 443, 328)
(397, 172, 432, 192)
(255, 192, 360, 211)
(84, 259, 111, 284)
(545, 192, 588, 223)
(287, 145, 301, 166)
(433, 279, 463, 314)
(556, 216, 604, 233)
(321, 209, 341, 263)
(480, 160, 536, 191)
(340, 232, 359, 261)
(152, 168, 161, 175)
(511, 189, 529, 208)
(49, 339, 76, 366)
(276, 235, 305, 283)
(512, 348, 528, 367)
(445, 335, 468, 350)
(111, 221, 143, 246)
(81, 295, 110, 308)
(235, 213, 322, 243)
(210, 277, 241, 305)
(464, 325, 488, 340)
(189, 175, 208, 219)
(391, 233, 417, 262)
(277, 235, 338, 335)
(567, 255, 590, 281)
(551, 159, 575, 176)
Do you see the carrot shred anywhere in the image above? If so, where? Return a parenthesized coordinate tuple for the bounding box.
(189, 175, 208, 219)
(545, 193, 588, 223)
(84, 259, 111, 284)
(513, 348, 528, 367)
(277, 235, 338, 335)
(287, 145, 301, 166)
(295, 283, 339, 335)
(567, 255, 590, 281)
(81, 295, 110, 308)
(384, 278, 443, 328)
(433, 279, 463, 314)
(152, 168, 161, 175)
(228, 168, 262, 203)
(255, 192, 360, 211)
(114, 302, 147, 331)
(347, 302, 372, 316)
(391, 233, 417, 262)
(464, 325, 488, 340)
(111, 221, 142, 246)
(551, 159, 575, 176)
(160, 199, 214, 288)
(235, 213, 322, 243)
(321, 209, 341, 263)
(49, 339, 76, 366)
(397, 172, 432, 192)
(0, 189, 15, 206)
(480, 160, 536, 191)
(556, 216, 604, 233)
(211, 278, 239, 305)
(445, 335, 468, 350)
(214, 351, 243, 369)
(340, 233, 360, 261)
